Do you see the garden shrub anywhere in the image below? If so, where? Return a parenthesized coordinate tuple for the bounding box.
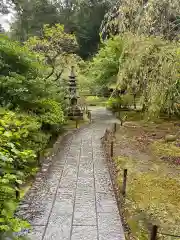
(0, 106, 64, 238)
(107, 94, 133, 111)
(106, 98, 122, 112)
(121, 94, 134, 109)
(0, 110, 37, 237)
(87, 36, 124, 94)
(118, 33, 180, 118)
(0, 34, 65, 238)
(35, 99, 64, 133)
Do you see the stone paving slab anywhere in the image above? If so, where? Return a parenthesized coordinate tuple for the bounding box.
(71, 226, 98, 240)
(96, 192, 119, 213)
(28, 226, 45, 240)
(18, 107, 125, 240)
(73, 210, 96, 226)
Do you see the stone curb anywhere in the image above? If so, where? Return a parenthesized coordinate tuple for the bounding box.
(101, 125, 131, 240)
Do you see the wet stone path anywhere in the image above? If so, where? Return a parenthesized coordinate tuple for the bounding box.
(18, 108, 125, 240)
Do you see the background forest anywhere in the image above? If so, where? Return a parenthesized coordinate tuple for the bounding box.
(0, 0, 180, 239)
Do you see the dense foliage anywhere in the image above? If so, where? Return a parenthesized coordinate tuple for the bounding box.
(25, 24, 78, 83)
(101, 0, 180, 41)
(86, 36, 123, 95)
(87, 33, 180, 118)
(5, 0, 115, 59)
(0, 28, 73, 237)
(0, 111, 38, 236)
(117, 34, 180, 118)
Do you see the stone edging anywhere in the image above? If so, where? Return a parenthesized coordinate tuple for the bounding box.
(101, 126, 134, 240)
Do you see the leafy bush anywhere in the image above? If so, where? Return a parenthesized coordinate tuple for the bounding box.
(107, 94, 133, 111)
(0, 35, 46, 110)
(36, 99, 64, 125)
(0, 110, 37, 236)
(121, 94, 134, 109)
(0, 35, 42, 78)
(87, 36, 124, 94)
(106, 98, 122, 112)
(0, 105, 64, 237)
(118, 34, 180, 118)
(0, 34, 65, 238)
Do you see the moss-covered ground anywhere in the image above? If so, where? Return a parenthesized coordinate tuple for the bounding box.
(85, 96, 108, 106)
(113, 112, 180, 240)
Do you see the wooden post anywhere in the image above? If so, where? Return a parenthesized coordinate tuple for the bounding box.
(122, 169, 127, 196)
(15, 182, 20, 200)
(37, 151, 41, 167)
(87, 111, 90, 121)
(89, 111, 91, 123)
(111, 141, 113, 157)
(114, 123, 117, 133)
(150, 225, 158, 240)
(76, 119, 78, 128)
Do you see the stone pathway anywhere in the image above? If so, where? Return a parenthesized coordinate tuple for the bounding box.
(18, 107, 125, 240)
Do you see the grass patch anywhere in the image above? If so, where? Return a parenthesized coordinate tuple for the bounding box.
(114, 116, 180, 239)
(152, 141, 180, 157)
(117, 110, 144, 122)
(85, 96, 108, 106)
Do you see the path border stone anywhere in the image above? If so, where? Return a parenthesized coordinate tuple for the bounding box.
(101, 125, 132, 240)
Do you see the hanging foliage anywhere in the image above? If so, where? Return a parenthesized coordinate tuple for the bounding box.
(100, 0, 180, 41)
(117, 33, 180, 118)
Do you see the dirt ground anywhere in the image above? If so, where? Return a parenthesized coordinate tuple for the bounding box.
(113, 115, 180, 240)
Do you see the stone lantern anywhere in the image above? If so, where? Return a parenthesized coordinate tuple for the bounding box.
(67, 66, 83, 119)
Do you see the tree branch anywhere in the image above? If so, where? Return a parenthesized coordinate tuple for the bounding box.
(44, 65, 55, 80)
(44, 53, 60, 80)
(53, 69, 64, 82)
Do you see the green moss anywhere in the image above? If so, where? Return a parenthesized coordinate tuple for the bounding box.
(151, 140, 180, 157)
(117, 111, 144, 122)
(115, 156, 180, 239)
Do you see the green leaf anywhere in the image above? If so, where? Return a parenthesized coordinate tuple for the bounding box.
(16, 179, 23, 185)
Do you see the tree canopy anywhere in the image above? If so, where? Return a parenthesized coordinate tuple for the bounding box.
(7, 0, 115, 58)
(101, 0, 180, 40)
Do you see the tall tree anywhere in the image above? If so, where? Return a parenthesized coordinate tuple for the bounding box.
(74, 0, 112, 59)
(9, 0, 115, 57)
(25, 24, 78, 82)
(55, 0, 116, 58)
(10, 0, 60, 41)
(101, 0, 180, 41)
